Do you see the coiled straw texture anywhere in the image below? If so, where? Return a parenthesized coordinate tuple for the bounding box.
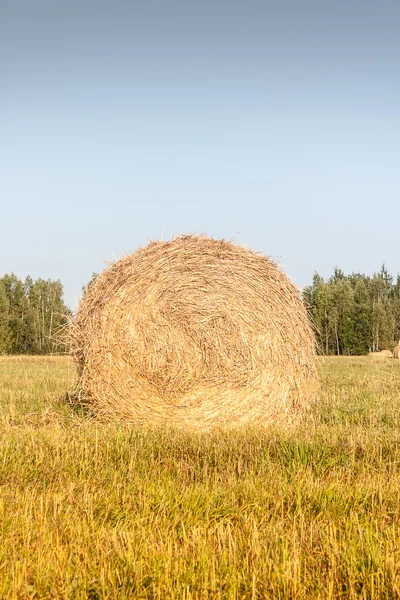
(70, 235, 318, 429)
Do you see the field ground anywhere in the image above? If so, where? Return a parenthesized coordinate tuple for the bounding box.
(1, 356, 400, 599)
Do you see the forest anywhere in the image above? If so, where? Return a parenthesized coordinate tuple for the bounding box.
(0, 274, 70, 355)
(0, 266, 399, 355)
(304, 265, 400, 355)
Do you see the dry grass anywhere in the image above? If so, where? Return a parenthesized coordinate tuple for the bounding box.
(1, 355, 400, 599)
(69, 235, 317, 429)
(368, 352, 392, 361)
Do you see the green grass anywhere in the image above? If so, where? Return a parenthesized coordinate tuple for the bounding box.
(1, 355, 400, 599)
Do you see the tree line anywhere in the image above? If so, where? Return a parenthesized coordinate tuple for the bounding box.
(0, 266, 399, 356)
(303, 265, 400, 355)
(0, 274, 70, 355)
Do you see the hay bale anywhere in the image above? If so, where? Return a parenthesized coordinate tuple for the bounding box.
(394, 345, 400, 359)
(368, 352, 389, 361)
(380, 350, 393, 358)
(69, 235, 318, 429)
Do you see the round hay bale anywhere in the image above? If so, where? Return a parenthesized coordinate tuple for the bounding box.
(380, 350, 393, 358)
(69, 235, 318, 429)
(394, 345, 400, 359)
(368, 352, 388, 361)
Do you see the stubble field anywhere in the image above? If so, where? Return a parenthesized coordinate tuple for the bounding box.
(0, 355, 399, 599)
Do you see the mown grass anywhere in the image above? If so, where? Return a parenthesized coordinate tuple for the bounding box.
(1, 355, 400, 599)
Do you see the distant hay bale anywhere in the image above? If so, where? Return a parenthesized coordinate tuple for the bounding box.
(69, 235, 318, 429)
(380, 350, 393, 358)
(368, 352, 389, 361)
(394, 345, 400, 359)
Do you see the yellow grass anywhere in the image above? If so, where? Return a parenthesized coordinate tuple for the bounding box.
(0, 355, 400, 599)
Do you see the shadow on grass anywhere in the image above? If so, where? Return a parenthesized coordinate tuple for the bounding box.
(64, 388, 95, 419)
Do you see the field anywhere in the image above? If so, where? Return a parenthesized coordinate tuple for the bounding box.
(1, 356, 400, 599)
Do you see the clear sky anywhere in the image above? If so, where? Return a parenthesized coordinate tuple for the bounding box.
(1, 0, 399, 308)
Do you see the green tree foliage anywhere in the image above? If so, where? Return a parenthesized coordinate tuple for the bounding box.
(0, 274, 70, 355)
(304, 265, 399, 355)
(0, 281, 11, 354)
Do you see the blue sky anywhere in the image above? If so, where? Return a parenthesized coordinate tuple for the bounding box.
(1, 0, 399, 308)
